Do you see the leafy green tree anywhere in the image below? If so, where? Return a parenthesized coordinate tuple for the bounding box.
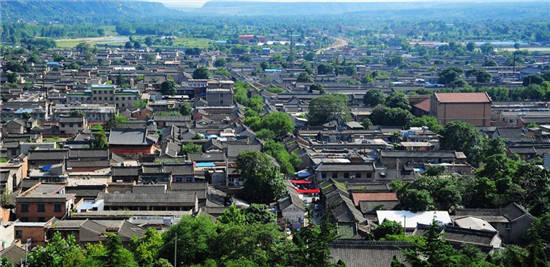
(6, 72, 18, 83)
(160, 80, 177, 95)
(193, 67, 210, 79)
(400, 223, 459, 267)
(363, 89, 386, 107)
(372, 219, 404, 240)
(96, 233, 138, 267)
(463, 177, 498, 208)
(410, 116, 443, 133)
(216, 67, 231, 77)
(242, 204, 276, 224)
(243, 115, 262, 130)
(70, 110, 86, 118)
(398, 188, 434, 212)
(386, 91, 411, 110)
(160, 216, 218, 266)
(263, 140, 295, 175)
(393, 175, 463, 212)
(129, 228, 164, 267)
(307, 94, 351, 125)
(218, 205, 246, 224)
(27, 232, 84, 267)
(424, 165, 445, 176)
(475, 69, 492, 83)
(247, 95, 264, 113)
(488, 245, 534, 267)
(361, 118, 372, 129)
(304, 52, 316, 61)
(291, 216, 338, 266)
(483, 59, 498, 67)
(485, 137, 507, 158)
(297, 72, 313, 83)
(182, 143, 202, 156)
(477, 153, 518, 180)
(214, 58, 226, 67)
(93, 131, 108, 149)
(236, 151, 286, 204)
(317, 63, 334, 75)
(179, 102, 192, 116)
(438, 66, 465, 87)
(260, 112, 294, 140)
(0, 257, 13, 267)
(528, 212, 550, 243)
(309, 83, 324, 94)
(523, 74, 544, 86)
(134, 99, 148, 109)
(370, 105, 414, 127)
(440, 121, 487, 166)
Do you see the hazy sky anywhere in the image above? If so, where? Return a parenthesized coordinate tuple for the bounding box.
(154, 0, 495, 8)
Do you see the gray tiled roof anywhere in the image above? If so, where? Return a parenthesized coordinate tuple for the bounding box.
(99, 191, 196, 205)
(28, 149, 68, 160)
(330, 240, 410, 267)
(108, 128, 154, 146)
(188, 152, 226, 162)
(112, 166, 140, 177)
(316, 163, 373, 172)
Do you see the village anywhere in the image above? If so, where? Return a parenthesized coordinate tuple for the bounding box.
(1, 27, 550, 266)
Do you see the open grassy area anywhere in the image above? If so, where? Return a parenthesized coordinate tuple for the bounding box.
(55, 36, 129, 48)
(169, 38, 212, 48)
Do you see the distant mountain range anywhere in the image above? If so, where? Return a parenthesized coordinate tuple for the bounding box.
(195, 1, 549, 16)
(0, 0, 182, 24)
(1, 0, 548, 24)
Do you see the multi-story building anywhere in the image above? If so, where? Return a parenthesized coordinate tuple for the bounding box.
(66, 85, 141, 110)
(16, 183, 75, 222)
(430, 92, 492, 127)
(206, 80, 234, 107)
(51, 104, 116, 122)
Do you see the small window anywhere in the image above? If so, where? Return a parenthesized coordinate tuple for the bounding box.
(15, 230, 22, 238)
(321, 172, 327, 179)
(355, 173, 362, 179)
(37, 204, 45, 212)
(38, 217, 45, 222)
(344, 173, 349, 179)
(332, 173, 337, 179)
(54, 204, 62, 212)
(21, 204, 28, 212)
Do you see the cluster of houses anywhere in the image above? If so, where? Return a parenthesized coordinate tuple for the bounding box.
(1, 40, 549, 265)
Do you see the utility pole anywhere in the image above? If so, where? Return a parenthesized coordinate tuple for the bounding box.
(174, 233, 177, 267)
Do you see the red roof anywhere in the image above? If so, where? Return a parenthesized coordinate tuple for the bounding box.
(351, 192, 397, 206)
(434, 92, 491, 103)
(296, 189, 320, 194)
(414, 98, 431, 112)
(291, 180, 312, 184)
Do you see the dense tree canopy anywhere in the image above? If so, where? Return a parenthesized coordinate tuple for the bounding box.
(363, 89, 386, 107)
(160, 80, 177, 95)
(440, 121, 486, 166)
(193, 67, 210, 79)
(370, 105, 414, 127)
(236, 151, 286, 204)
(385, 91, 410, 110)
(307, 94, 351, 125)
